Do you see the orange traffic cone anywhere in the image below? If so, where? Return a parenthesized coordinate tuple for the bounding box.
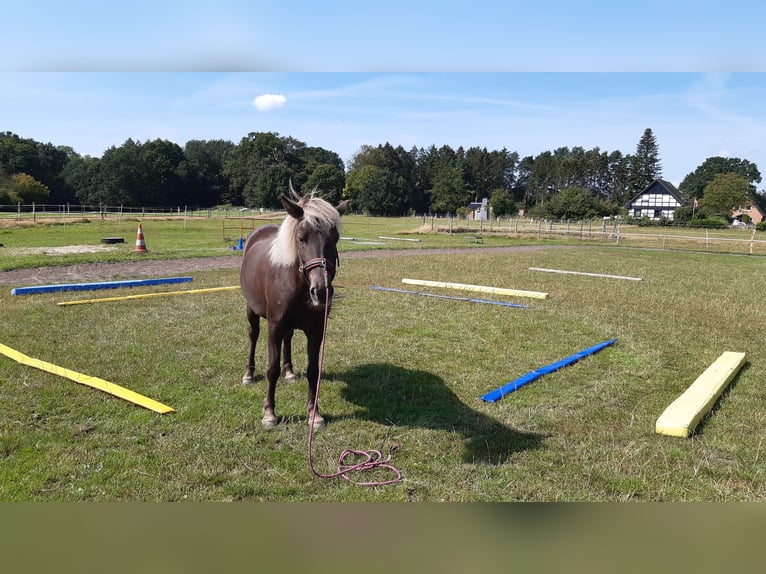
(133, 223, 148, 253)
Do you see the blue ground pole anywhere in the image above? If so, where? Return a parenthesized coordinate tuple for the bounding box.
(11, 277, 193, 296)
(481, 338, 617, 403)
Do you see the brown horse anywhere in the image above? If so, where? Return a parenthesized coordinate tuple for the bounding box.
(240, 187, 349, 429)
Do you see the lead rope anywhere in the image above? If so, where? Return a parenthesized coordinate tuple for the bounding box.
(307, 268, 403, 486)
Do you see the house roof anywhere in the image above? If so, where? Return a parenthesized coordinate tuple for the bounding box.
(733, 203, 766, 215)
(625, 179, 685, 208)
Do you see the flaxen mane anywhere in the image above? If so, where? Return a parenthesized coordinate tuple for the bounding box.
(269, 188, 343, 267)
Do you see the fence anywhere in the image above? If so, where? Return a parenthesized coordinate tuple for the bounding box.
(439, 215, 766, 256)
(0, 203, 223, 220)
(4, 204, 766, 257)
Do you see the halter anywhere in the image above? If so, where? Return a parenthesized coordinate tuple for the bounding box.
(299, 256, 338, 278)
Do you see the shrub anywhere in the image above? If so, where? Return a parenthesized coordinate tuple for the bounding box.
(688, 215, 729, 228)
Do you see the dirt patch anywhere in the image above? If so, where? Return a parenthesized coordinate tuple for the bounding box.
(6, 245, 119, 256)
(0, 245, 568, 286)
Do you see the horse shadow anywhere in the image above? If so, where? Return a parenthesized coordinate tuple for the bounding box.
(328, 363, 544, 464)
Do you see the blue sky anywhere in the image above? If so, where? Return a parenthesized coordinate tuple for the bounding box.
(2, 2, 765, 187)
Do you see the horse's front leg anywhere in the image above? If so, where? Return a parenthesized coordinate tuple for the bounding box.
(305, 330, 325, 429)
(282, 328, 298, 383)
(242, 306, 259, 385)
(262, 323, 284, 428)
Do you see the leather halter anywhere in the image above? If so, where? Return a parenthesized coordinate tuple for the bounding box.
(299, 257, 337, 278)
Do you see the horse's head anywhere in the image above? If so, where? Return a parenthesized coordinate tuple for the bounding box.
(278, 191, 349, 307)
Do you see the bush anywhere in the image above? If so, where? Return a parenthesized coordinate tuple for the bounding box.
(688, 215, 729, 228)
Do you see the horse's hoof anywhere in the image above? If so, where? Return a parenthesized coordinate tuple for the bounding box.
(241, 375, 254, 385)
(284, 373, 299, 384)
(309, 413, 325, 430)
(262, 415, 279, 428)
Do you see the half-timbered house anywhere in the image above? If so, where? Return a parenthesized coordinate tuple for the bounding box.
(625, 179, 685, 221)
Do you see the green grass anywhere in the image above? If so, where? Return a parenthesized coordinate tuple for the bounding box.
(2, 219, 766, 500)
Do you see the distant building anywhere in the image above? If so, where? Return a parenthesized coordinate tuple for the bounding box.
(731, 203, 765, 224)
(466, 197, 489, 220)
(625, 179, 685, 221)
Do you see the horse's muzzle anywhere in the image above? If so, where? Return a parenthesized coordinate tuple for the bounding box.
(309, 283, 334, 307)
(302, 257, 336, 307)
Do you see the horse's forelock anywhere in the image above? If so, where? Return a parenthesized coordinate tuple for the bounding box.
(268, 195, 341, 267)
(301, 195, 342, 233)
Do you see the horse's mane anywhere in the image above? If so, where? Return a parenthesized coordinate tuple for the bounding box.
(269, 187, 342, 267)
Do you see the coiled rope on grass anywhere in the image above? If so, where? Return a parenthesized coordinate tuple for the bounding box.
(306, 273, 402, 486)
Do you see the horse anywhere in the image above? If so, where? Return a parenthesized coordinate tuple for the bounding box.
(240, 186, 349, 430)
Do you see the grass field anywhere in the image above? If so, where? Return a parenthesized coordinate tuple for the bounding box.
(1, 215, 765, 501)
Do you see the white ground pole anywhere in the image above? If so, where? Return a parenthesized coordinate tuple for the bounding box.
(401, 278, 548, 300)
(528, 267, 642, 281)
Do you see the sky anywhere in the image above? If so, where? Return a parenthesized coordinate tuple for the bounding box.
(2, 1, 766, 188)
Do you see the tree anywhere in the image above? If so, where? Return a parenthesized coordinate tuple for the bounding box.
(606, 150, 632, 206)
(0, 132, 70, 202)
(0, 166, 13, 203)
(304, 163, 345, 204)
(428, 165, 467, 214)
(697, 172, 751, 217)
(223, 132, 342, 209)
(223, 132, 301, 208)
(344, 164, 408, 215)
(3, 173, 50, 203)
(629, 128, 662, 195)
(525, 151, 557, 206)
(489, 187, 515, 217)
(179, 139, 235, 207)
(348, 143, 421, 212)
(94, 138, 186, 207)
(416, 144, 462, 213)
(299, 146, 346, 204)
(138, 139, 186, 206)
(679, 156, 761, 201)
(545, 186, 607, 220)
(63, 153, 102, 205)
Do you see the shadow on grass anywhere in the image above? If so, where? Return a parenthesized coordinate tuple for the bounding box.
(332, 363, 544, 464)
(692, 361, 749, 437)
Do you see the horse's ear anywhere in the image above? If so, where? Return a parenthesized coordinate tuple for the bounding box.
(280, 195, 304, 220)
(288, 180, 301, 201)
(335, 200, 350, 216)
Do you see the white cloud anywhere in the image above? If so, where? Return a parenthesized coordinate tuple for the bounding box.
(252, 93, 287, 111)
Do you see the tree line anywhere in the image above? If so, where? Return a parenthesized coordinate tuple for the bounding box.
(0, 128, 762, 220)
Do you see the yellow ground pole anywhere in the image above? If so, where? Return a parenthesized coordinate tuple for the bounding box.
(0, 342, 175, 414)
(401, 278, 548, 300)
(58, 285, 240, 306)
(655, 351, 746, 437)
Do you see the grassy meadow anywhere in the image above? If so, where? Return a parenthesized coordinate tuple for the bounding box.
(1, 214, 765, 500)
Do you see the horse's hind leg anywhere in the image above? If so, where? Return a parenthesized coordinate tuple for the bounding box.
(282, 329, 298, 383)
(242, 306, 260, 385)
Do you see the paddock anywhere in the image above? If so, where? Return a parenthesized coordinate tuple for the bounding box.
(1, 238, 763, 502)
